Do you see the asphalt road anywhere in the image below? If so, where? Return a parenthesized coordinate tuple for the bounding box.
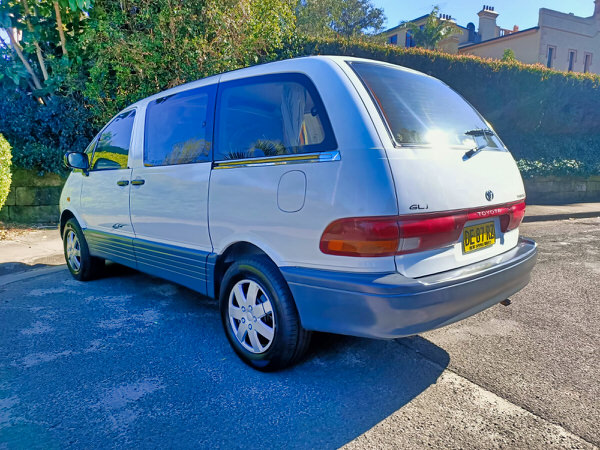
(0, 218, 598, 449)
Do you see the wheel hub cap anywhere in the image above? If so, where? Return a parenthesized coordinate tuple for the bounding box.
(66, 230, 82, 272)
(228, 279, 276, 354)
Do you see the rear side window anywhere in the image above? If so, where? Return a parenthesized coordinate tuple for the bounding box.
(144, 85, 216, 166)
(91, 110, 136, 170)
(214, 73, 336, 161)
(349, 61, 502, 149)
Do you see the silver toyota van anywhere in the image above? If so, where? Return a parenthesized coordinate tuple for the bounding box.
(60, 56, 537, 370)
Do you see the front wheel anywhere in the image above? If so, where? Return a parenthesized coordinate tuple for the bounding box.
(219, 256, 311, 371)
(63, 218, 104, 281)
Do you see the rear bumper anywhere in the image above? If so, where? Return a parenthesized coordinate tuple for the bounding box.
(281, 238, 537, 339)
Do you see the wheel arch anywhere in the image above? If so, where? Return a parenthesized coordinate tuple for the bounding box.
(211, 241, 280, 300)
(60, 209, 76, 236)
(59, 209, 87, 237)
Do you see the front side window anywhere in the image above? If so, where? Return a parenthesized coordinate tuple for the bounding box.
(91, 110, 136, 170)
(214, 73, 337, 161)
(144, 85, 216, 166)
(349, 61, 503, 149)
(84, 137, 97, 163)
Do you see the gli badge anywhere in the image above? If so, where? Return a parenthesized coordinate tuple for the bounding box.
(485, 190, 494, 202)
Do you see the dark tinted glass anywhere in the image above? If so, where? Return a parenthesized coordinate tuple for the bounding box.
(350, 62, 501, 149)
(92, 110, 136, 170)
(144, 85, 215, 166)
(214, 74, 336, 161)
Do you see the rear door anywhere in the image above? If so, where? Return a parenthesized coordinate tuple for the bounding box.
(80, 109, 136, 267)
(344, 60, 526, 277)
(129, 83, 217, 294)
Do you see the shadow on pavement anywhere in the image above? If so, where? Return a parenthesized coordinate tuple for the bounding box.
(0, 258, 64, 277)
(0, 264, 449, 448)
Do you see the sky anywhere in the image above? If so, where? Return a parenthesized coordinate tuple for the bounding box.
(374, 0, 595, 31)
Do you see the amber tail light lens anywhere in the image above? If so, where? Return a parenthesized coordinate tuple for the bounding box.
(319, 216, 401, 257)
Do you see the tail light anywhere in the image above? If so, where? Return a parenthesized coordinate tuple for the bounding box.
(320, 200, 526, 257)
(506, 201, 526, 231)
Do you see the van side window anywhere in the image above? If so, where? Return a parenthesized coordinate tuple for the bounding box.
(214, 73, 336, 161)
(84, 137, 97, 165)
(91, 110, 136, 170)
(144, 85, 216, 166)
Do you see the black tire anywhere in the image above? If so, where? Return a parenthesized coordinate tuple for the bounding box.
(219, 256, 311, 371)
(63, 218, 104, 281)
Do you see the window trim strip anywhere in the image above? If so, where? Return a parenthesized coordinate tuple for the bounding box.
(212, 150, 340, 169)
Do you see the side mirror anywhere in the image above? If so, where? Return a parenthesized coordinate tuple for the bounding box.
(64, 152, 89, 173)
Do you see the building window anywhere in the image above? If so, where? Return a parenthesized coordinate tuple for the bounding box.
(405, 31, 415, 47)
(388, 34, 398, 45)
(568, 50, 576, 72)
(584, 53, 592, 73)
(546, 46, 556, 68)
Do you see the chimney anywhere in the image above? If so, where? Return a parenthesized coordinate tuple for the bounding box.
(478, 5, 500, 41)
(595, 0, 600, 18)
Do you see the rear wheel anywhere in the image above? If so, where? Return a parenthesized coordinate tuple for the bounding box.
(63, 219, 104, 281)
(219, 256, 311, 371)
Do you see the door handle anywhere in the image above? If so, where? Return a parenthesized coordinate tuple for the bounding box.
(116, 180, 129, 186)
(131, 179, 145, 186)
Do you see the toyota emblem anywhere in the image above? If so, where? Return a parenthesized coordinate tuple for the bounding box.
(485, 190, 494, 202)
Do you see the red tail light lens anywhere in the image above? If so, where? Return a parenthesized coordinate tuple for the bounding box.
(397, 214, 468, 254)
(320, 200, 526, 257)
(506, 201, 526, 231)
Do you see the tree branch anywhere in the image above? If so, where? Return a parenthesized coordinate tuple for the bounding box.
(21, 0, 50, 81)
(53, 1, 68, 56)
(3, 27, 43, 90)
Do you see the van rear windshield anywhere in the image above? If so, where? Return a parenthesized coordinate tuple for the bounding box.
(349, 61, 501, 149)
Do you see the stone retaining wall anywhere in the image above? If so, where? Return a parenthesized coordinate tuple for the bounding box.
(0, 169, 65, 224)
(523, 176, 600, 204)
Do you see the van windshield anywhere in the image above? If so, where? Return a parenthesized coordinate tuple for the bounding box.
(349, 61, 503, 150)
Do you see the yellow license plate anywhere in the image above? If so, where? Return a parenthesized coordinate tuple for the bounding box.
(462, 221, 496, 253)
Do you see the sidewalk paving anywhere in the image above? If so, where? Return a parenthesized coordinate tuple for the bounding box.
(0, 227, 63, 275)
(525, 202, 600, 222)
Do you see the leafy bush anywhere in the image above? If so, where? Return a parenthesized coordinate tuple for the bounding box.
(285, 39, 600, 177)
(0, 133, 12, 211)
(78, 0, 297, 126)
(0, 89, 94, 175)
(0, 0, 299, 175)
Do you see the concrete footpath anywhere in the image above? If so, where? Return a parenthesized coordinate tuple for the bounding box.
(0, 202, 598, 279)
(525, 202, 600, 222)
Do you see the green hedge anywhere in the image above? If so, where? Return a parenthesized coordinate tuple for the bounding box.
(0, 89, 94, 175)
(0, 133, 12, 212)
(3, 37, 600, 178)
(285, 39, 600, 177)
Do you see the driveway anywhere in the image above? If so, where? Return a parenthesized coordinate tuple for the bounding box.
(0, 218, 598, 449)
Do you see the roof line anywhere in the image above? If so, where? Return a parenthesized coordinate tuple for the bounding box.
(383, 14, 429, 33)
(459, 26, 539, 49)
